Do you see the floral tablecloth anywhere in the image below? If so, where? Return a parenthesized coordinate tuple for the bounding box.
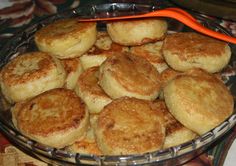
(0, 0, 236, 166)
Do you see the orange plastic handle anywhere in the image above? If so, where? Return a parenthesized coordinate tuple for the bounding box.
(78, 8, 236, 44)
(164, 7, 197, 22)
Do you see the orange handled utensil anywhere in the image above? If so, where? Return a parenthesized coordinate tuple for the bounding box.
(78, 7, 236, 45)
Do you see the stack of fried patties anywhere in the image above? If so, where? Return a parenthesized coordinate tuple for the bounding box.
(0, 17, 233, 155)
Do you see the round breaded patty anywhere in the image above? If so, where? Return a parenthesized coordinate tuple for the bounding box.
(95, 97, 165, 155)
(163, 69, 234, 135)
(35, 18, 97, 59)
(0, 52, 66, 103)
(99, 53, 161, 100)
(61, 57, 83, 90)
(107, 18, 167, 46)
(12, 88, 89, 148)
(130, 41, 168, 73)
(162, 32, 231, 73)
(75, 67, 112, 114)
(152, 100, 197, 149)
(80, 31, 128, 70)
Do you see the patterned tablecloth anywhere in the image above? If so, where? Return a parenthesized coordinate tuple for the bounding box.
(0, 0, 236, 166)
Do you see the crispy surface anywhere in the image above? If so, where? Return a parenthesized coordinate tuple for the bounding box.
(17, 88, 86, 135)
(80, 31, 128, 70)
(95, 97, 165, 155)
(1, 18, 233, 156)
(163, 69, 234, 134)
(130, 41, 168, 73)
(159, 68, 223, 99)
(152, 100, 184, 135)
(152, 100, 196, 148)
(159, 68, 182, 88)
(0, 52, 66, 102)
(86, 32, 129, 56)
(94, 31, 129, 52)
(14, 88, 89, 148)
(162, 32, 231, 73)
(109, 54, 159, 92)
(61, 57, 83, 89)
(107, 18, 167, 46)
(35, 18, 97, 58)
(163, 32, 226, 57)
(160, 68, 222, 89)
(75, 67, 112, 113)
(1, 52, 58, 85)
(99, 53, 161, 100)
(35, 18, 94, 45)
(62, 58, 81, 74)
(77, 67, 110, 97)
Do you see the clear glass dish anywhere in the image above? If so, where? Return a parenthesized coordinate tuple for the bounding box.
(0, 3, 236, 166)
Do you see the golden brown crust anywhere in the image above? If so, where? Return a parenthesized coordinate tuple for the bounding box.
(152, 101, 182, 134)
(151, 100, 197, 148)
(163, 32, 226, 58)
(130, 41, 168, 73)
(75, 67, 112, 114)
(80, 31, 128, 70)
(35, 18, 97, 59)
(160, 68, 222, 89)
(17, 88, 85, 135)
(95, 97, 165, 155)
(0, 51, 66, 102)
(109, 54, 160, 94)
(78, 67, 110, 97)
(130, 41, 164, 64)
(1, 52, 57, 86)
(35, 19, 94, 45)
(159, 68, 223, 99)
(99, 53, 161, 100)
(92, 31, 128, 54)
(163, 69, 234, 134)
(162, 32, 231, 73)
(61, 57, 83, 89)
(107, 18, 167, 46)
(86, 44, 126, 57)
(14, 88, 89, 148)
(159, 68, 182, 88)
(62, 58, 81, 74)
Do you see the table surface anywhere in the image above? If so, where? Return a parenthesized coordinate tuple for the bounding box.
(0, 0, 236, 166)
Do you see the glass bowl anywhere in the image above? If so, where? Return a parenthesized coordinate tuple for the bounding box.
(0, 3, 236, 166)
